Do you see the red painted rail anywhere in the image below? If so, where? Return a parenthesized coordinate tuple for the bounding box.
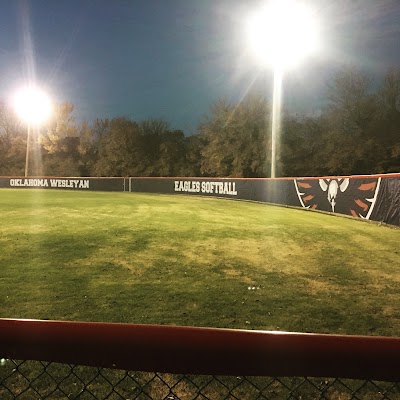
(0, 319, 399, 381)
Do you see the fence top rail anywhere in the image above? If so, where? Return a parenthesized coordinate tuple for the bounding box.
(128, 173, 400, 180)
(1, 319, 399, 381)
(0, 176, 125, 179)
(1, 173, 399, 181)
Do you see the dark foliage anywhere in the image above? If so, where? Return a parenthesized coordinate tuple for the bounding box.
(1, 67, 399, 177)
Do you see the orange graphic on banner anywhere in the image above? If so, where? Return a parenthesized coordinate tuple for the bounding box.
(350, 209, 359, 218)
(354, 199, 369, 211)
(297, 182, 312, 188)
(358, 182, 377, 191)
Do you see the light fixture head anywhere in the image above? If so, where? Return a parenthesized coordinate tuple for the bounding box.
(14, 86, 52, 125)
(247, 0, 319, 69)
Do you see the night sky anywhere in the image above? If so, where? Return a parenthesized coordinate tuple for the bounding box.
(1, 0, 400, 133)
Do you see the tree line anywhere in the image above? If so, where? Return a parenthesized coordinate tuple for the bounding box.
(1, 66, 399, 178)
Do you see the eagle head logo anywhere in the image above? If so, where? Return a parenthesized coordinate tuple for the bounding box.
(294, 177, 381, 220)
(318, 178, 350, 212)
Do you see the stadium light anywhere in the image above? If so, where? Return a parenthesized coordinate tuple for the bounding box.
(13, 86, 52, 177)
(246, 0, 318, 177)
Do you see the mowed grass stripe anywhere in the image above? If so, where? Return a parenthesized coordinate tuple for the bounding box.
(0, 189, 399, 336)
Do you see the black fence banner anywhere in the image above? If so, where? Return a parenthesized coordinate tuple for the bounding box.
(371, 176, 400, 226)
(1, 174, 398, 226)
(130, 175, 400, 226)
(0, 177, 125, 192)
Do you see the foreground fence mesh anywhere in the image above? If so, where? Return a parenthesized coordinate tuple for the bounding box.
(1, 359, 399, 400)
(1, 320, 400, 399)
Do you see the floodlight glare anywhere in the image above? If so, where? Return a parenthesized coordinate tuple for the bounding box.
(246, 0, 319, 178)
(14, 86, 52, 125)
(13, 86, 52, 176)
(247, 0, 318, 68)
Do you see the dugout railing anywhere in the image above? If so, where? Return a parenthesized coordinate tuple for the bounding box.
(1, 319, 399, 399)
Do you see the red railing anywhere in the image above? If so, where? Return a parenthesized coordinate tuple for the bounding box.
(1, 319, 399, 381)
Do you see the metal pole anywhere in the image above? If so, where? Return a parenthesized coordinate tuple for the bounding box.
(24, 123, 31, 177)
(271, 68, 282, 178)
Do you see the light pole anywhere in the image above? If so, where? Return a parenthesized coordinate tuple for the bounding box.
(247, 0, 318, 178)
(13, 86, 52, 177)
(25, 123, 31, 177)
(271, 68, 282, 179)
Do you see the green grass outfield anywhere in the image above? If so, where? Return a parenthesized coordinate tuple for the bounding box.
(0, 189, 399, 336)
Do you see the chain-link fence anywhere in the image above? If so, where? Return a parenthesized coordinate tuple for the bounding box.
(1, 359, 399, 400)
(1, 320, 400, 399)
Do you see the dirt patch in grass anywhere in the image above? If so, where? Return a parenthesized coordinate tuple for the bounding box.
(305, 277, 342, 295)
(174, 237, 312, 274)
(222, 269, 255, 285)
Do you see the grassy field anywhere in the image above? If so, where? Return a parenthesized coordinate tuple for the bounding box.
(0, 188, 399, 336)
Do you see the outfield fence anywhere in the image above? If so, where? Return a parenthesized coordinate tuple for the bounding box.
(128, 174, 400, 226)
(1, 173, 399, 226)
(1, 319, 399, 399)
